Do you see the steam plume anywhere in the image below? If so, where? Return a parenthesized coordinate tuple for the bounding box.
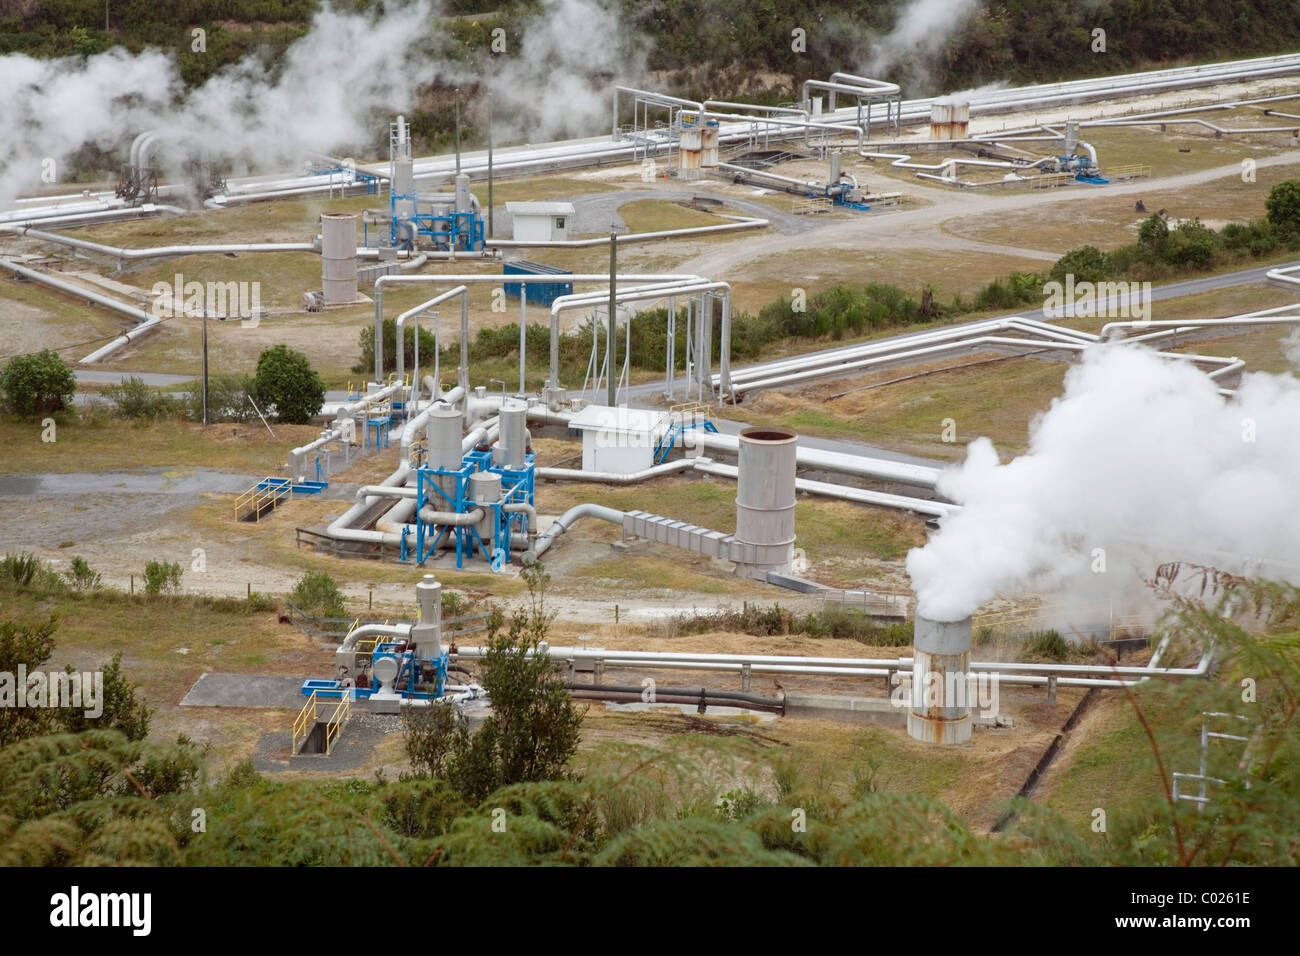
(907, 344, 1300, 621)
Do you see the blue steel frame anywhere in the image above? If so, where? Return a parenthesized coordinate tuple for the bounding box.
(388, 187, 485, 251)
(413, 448, 535, 570)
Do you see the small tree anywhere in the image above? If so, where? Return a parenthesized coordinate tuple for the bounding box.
(0, 349, 76, 417)
(64, 556, 101, 591)
(1265, 179, 1300, 235)
(404, 568, 583, 803)
(1137, 212, 1169, 250)
(254, 344, 325, 424)
(290, 570, 347, 619)
(1049, 245, 1111, 284)
(143, 560, 182, 596)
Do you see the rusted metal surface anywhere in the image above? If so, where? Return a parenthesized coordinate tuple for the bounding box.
(907, 615, 973, 744)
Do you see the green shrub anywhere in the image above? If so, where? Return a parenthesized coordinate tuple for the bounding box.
(354, 318, 439, 376)
(255, 344, 325, 424)
(0, 553, 65, 593)
(1265, 179, 1300, 235)
(290, 570, 347, 619)
(0, 349, 76, 418)
(1021, 629, 1071, 661)
(1163, 218, 1219, 268)
(1049, 245, 1112, 284)
(246, 591, 278, 612)
(143, 560, 183, 596)
(64, 556, 101, 591)
(180, 374, 260, 423)
(102, 376, 182, 420)
(441, 589, 472, 618)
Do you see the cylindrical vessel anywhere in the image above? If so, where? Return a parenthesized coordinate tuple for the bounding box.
(426, 401, 463, 502)
(733, 426, 797, 575)
(426, 402, 463, 471)
(952, 101, 970, 139)
(702, 121, 720, 168)
(410, 573, 443, 660)
(494, 399, 529, 470)
(907, 614, 973, 744)
(467, 471, 502, 542)
(321, 213, 358, 305)
(393, 157, 416, 219)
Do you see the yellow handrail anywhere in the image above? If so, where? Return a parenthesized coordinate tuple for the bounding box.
(291, 688, 353, 755)
(292, 690, 319, 754)
(1106, 163, 1152, 179)
(233, 477, 292, 521)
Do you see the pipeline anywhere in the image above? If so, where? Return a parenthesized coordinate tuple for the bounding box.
(485, 214, 767, 249)
(2, 258, 162, 364)
(565, 683, 785, 715)
(528, 503, 625, 560)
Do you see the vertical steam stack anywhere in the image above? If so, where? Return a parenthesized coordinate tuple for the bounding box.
(929, 99, 970, 140)
(321, 213, 358, 305)
(680, 113, 702, 180)
(732, 426, 798, 579)
(410, 573, 444, 660)
(907, 614, 973, 744)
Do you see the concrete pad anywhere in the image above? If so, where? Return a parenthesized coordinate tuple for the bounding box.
(180, 673, 308, 709)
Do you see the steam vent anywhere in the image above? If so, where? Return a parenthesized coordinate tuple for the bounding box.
(732, 426, 798, 580)
(907, 614, 973, 744)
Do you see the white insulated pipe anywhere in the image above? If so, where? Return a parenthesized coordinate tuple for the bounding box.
(2, 258, 163, 364)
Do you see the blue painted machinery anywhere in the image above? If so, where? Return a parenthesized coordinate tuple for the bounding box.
(385, 115, 486, 252)
(305, 575, 454, 709)
(412, 446, 535, 570)
(407, 398, 536, 571)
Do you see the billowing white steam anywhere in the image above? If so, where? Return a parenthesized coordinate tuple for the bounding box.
(0, 0, 647, 206)
(907, 345, 1300, 621)
(1, 46, 178, 206)
(865, 0, 981, 75)
(0, 0, 438, 205)
(475, 0, 649, 141)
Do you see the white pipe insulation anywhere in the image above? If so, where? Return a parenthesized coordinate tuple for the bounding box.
(2, 258, 163, 363)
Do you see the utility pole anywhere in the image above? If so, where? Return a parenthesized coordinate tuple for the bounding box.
(607, 224, 617, 407)
(454, 90, 462, 175)
(201, 312, 209, 426)
(487, 95, 494, 238)
(105, 0, 109, 30)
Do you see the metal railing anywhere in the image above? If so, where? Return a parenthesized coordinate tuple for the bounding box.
(1172, 712, 1253, 810)
(1106, 163, 1153, 180)
(233, 477, 292, 521)
(792, 197, 833, 214)
(292, 690, 352, 756)
(819, 588, 911, 618)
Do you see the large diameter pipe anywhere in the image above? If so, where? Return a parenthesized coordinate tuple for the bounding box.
(733, 427, 798, 576)
(529, 503, 625, 560)
(3, 258, 162, 364)
(907, 615, 973, 745)
(13, 226, 316, 261)
(373, 273, 704, 395)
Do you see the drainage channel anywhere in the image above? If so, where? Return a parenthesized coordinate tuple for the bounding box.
(991, 687, 1100, 833)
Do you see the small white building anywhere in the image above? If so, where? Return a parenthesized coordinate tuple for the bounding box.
(506, 201, 575, 242)
(567, 404, 667, 474)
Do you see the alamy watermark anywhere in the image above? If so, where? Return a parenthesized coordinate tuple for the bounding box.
(1043, 274, 1152, 323)
(0, 666, 103, 718)
(890, 669, 1000, 719)
(150, 272, 262, 326)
